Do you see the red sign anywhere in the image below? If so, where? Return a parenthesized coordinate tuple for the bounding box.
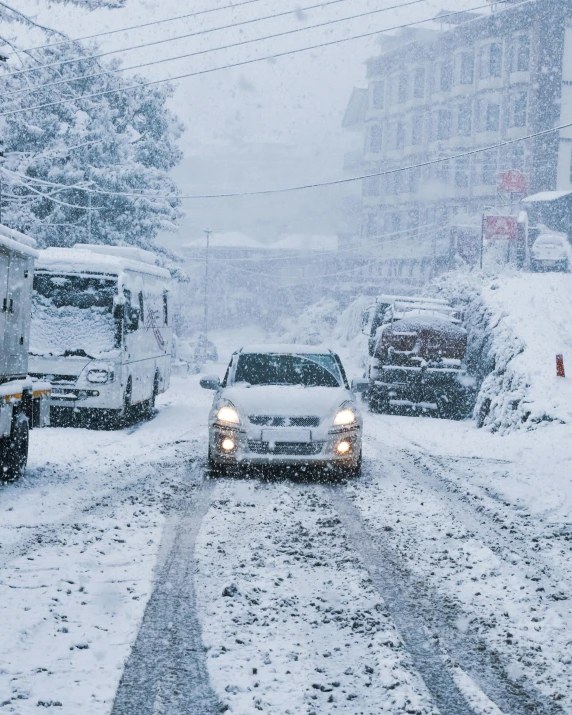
(498, 169, 527, 193)
(484, 215, 518, 240)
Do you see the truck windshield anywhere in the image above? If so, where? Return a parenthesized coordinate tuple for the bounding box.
(30, 273, 118, 358)
(33, 274, 116, 310)
(233, 353, 341, 387)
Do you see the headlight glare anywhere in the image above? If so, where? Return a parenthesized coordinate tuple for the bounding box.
(217, 405, 240, 424)
(334, 408, 356, 426)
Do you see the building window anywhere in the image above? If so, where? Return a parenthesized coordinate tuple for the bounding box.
(411, 115, 423, 145)
(372, 81, 385, 109)
(458, 102, 472, 136)
(437, 109, 452, 140)
(408, 167, 420, 193)
(394, 169, 404, 194)
(514, 34, 530, 72)
(510, 90, 528, 127)
(569, 148, 572, 184)
(365, 213, 378, 237)
(436, 159, 451, 184)
(486, 103, 500, 132)
(459, 52, 474, 85)
(477, 99, 500, 132)
(398, 73, 408, 104)
(363, 175, 379, 197)
(396, 121, 406, 149)
(369, 125, 383, 153)
(481, 150, 497, 185)
(479, 42, 503, 79)
(455, 158, 469, 188)
(413, 67, 425, 98)
(440, 61, 453, 92)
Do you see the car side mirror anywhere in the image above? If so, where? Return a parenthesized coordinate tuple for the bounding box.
(200, 375, 221, 391)
(351, 378, 370, 394)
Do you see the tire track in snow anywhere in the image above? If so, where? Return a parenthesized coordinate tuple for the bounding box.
(327, 483, 562, 715)
(325, 484, 477, 715)
(368, 420, 572, 598)
(111, 461, 221, 715)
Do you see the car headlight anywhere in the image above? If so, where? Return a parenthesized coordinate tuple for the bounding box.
(217, 405, 240, 424)
(87, 369, 113, 384)
(334, 408, 356, 426)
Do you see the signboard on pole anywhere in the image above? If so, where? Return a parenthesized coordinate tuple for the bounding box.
(497, 169, 527, 194)
(484, 215, 518, 240)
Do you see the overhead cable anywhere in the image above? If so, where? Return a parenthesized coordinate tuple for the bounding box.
(0, 0, 430, 81)
(0, 1, 508, 117)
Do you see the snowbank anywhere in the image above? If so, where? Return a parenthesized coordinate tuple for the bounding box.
(427, 270, 572, 434)
(468, 274, 572, 433)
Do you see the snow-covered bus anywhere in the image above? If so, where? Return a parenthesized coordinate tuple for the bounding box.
(29, 244, 172, 427)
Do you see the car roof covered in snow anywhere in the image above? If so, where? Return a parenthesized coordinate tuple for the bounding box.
(239, 344, 335, 355)
(35, 246, 171, 280)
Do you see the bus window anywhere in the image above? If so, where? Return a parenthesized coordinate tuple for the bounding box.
(163, 292, 168, 326)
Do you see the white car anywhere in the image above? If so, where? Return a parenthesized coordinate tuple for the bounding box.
(531, 233, 571, 272)
(201, 345, 363, 477)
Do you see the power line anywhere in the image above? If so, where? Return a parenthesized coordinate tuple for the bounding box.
(0, 0, 429, 82)
(2, 0, 431, 100)
(2, 0, 271, 57)
(0, 1, 504, 118)
(0, 112, 556, 201)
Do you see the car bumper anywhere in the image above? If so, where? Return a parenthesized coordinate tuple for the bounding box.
(209, 424, 362, 468)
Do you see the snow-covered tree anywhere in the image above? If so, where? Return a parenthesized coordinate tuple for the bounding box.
(0, 1, 184, 249)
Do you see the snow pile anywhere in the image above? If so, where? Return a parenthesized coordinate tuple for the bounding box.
(30, 297, 116, 357)
(467, 274, 572, 433)
(279, 298, 340, 345)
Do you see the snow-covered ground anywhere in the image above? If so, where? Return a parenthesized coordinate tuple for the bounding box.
(2, 323, 572, 714)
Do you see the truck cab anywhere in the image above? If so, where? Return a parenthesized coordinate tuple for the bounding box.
(0, 225, 50, 480)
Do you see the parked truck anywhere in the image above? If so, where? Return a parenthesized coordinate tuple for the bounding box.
(361, 294, 472, 418)
(0, 225, 51, 480)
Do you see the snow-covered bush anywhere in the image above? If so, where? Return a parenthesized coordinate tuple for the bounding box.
(279, 298, 340, 345)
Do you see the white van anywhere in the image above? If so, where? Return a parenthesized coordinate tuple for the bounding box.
(28, 244, 172, 426)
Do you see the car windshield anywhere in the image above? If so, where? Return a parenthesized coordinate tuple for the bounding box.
(233, 353, 342, 387)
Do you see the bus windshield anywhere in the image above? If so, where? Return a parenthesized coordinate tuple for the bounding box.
(30, 273, 118, 358)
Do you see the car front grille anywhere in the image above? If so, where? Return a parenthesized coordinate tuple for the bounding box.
(249, 415, 320, 427)
(247, 441, 323, 456)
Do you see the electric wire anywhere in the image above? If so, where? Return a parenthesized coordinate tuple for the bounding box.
(2, 0, 273, 57)
(0, 0, 432, 82)
(0, 110, 558, 201)
(2, 0, 432, 99)
(0, 1, 509, 117)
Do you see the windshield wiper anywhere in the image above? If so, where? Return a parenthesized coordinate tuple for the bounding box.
(63, 349, 95, 359)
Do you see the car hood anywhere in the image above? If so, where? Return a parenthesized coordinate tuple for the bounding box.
(220, 385, 354, 418)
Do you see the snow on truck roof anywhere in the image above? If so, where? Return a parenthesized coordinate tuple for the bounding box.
(0, 224, 38, 259)
(36, 246, 171, 280)
(240, 344, 335, 355)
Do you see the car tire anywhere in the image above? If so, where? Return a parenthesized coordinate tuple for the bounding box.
(1, 413, 29, 482)
(338, 452, 362, 480)
(208, 446, 230, 478)
(368, 386, 389, 414)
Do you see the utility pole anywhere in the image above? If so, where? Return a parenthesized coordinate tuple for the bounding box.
(202, 229, 212, 358)
(87, 188, 92, 242)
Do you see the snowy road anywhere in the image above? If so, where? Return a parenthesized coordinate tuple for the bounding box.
(2, 366, 571, 714)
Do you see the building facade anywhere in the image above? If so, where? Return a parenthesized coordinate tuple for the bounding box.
(343, 0, 572, 275)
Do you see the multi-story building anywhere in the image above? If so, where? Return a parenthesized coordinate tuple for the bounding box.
(343, 0, 572, 277)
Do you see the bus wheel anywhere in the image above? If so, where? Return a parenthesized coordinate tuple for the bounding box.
(144, 373, 159, 419)
(1, 413, 29, 482)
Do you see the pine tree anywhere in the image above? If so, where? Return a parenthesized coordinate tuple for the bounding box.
(0, 0, 184, 250)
